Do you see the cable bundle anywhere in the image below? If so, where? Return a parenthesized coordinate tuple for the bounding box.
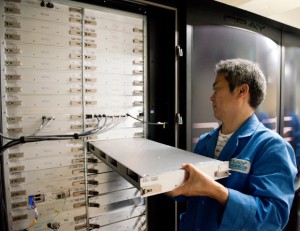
(0, 114, 167, 155)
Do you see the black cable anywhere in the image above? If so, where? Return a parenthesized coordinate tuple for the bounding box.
(0, 132, 19, 141)
(0, 115, 110, 155)
(1, 140, 21, 154)
(0, 113, 168, 156)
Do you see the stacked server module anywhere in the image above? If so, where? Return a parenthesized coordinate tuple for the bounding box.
(1, 0, 146, 230)
(82, 7, 146, 231)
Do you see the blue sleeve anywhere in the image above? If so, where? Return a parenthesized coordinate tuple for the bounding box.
(219, 137, 297, 230)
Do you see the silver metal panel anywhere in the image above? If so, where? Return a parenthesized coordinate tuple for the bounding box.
(88, 138, 230, 197)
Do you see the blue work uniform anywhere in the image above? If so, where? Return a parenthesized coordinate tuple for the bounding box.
(178, 114, 297, 231)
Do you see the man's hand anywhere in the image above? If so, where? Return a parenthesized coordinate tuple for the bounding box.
(167, 163, 229, 206)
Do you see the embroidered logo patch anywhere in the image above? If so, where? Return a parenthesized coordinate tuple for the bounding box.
(229, 158, 251, 174)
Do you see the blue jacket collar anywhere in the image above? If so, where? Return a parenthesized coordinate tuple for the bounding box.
(206, 114, 261, 160)
(208, 113, 261, 138)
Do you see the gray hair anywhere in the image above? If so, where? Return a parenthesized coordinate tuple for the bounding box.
(215, 58, 266, 109)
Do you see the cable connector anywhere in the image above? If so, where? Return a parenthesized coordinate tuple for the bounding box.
(85, 114, 93, 119)
(47, 116, 55, 120)
(47, 222, 60, 230)
(46, 1, 54, 8)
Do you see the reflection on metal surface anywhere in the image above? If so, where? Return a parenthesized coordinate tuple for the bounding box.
(192, 122, 219, 144)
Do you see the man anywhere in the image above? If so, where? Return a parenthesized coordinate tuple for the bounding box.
(168, 59, 297, 231)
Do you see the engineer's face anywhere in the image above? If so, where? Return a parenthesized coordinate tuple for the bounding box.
(210, 73, 239, 121)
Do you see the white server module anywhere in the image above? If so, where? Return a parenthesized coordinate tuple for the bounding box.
(88, 138, 230, 197)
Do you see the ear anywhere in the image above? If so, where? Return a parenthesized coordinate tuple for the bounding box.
(238, 84, 249, 97)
